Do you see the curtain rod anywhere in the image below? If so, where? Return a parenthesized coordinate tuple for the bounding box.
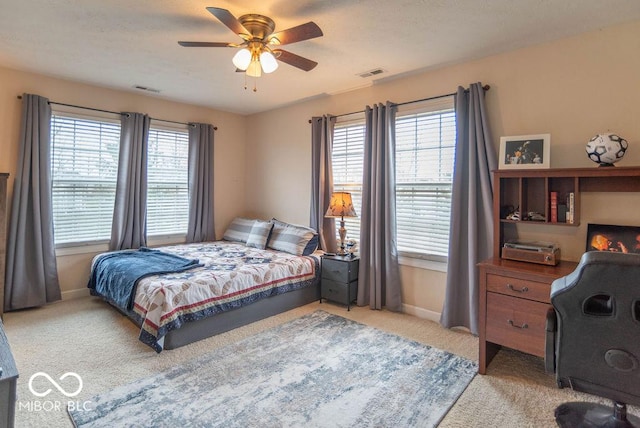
(16, 96, 218, 130)
(308, 84, 490, 123)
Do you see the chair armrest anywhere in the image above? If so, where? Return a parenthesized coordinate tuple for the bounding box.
(544, 307, 557, 374)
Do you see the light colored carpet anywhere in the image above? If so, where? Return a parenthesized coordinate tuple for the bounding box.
(4, 296, 639, 427)
(69, 311, 477, 427)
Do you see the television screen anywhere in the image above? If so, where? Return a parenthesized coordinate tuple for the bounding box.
(586, 223, 640, 254)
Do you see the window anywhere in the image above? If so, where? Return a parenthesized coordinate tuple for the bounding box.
(51, 113, 121, 246)
(51, 114, 189, 246)
(395, 100, 455, 261)
(332, 120, 365, 242)
(331, 97, 455, 262)
(146, 127, 189, 237)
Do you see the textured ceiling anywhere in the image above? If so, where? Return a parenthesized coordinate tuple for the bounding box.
(1, 0, 640, 115)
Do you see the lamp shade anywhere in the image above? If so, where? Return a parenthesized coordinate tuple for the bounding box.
(232, 48, 252, 70)
(260, 51, 279, 73)
(325, 192, 357, 218)
(246, 59, 262, 77)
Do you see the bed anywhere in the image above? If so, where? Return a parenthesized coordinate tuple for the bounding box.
(88, 218, 322, 352)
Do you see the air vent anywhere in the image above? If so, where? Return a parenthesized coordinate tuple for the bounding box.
(133, 85, 161, 93)
(357, 68, 386, 78)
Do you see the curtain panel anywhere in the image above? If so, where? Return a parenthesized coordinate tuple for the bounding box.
(357, 102, 402, 311)
(440, 82, 496, 334)
(4, 93, 61, 311)
(186, 123, 215, 243)
(110, 112, 150, 251)
(310, 115, 338, 252)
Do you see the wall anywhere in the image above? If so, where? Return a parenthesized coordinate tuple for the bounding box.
(0, 67, 247, 299)
(245, 20, 640, 319)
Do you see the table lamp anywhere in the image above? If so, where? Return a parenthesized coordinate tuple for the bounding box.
(325, 192, 357, 255)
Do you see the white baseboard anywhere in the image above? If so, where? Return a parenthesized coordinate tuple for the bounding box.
(62, 288, 91, 300)
(402, 303, 441, 323)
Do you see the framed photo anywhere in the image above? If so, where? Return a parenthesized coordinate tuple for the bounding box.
(499, 134, 550, 169)
(586, 223, 640, 254)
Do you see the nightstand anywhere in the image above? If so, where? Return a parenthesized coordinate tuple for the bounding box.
(320, 255, 359, 310)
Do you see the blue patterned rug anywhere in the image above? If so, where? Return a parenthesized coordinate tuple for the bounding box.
(68, 311, 477, 427)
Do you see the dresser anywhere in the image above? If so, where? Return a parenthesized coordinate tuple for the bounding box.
(320, 255, 359, 310)
(478, 258, 577, 374)
(0, 319, 17, 428)
(0, 173, 7, 319)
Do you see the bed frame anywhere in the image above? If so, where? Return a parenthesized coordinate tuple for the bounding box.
(162, 284, 320, 349)
(112, 281, 320, 350)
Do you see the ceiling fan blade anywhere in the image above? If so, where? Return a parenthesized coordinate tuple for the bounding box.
(268, 22, 323, 45)
(273, 49, 318, 71)
(206, 7, 250, 38)
(178, 41, 236, 47)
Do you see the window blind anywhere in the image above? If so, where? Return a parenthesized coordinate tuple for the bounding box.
(395, 108, 455, 260)
(146, 127, 189, 237)
(51, 114, 120, 245)
(332, 123, 365, 242)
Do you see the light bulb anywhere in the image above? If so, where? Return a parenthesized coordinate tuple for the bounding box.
(232, 49, 251, 70)
(246, 60, 262, 77)
(260, 51, 279, 74)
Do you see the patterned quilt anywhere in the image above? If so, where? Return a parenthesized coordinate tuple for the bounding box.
(93, 241, 320, 352)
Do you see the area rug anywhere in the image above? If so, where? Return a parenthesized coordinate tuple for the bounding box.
(68, 310, 477, 427)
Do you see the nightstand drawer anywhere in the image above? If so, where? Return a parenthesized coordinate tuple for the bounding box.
(486, 273, 551, 303)
(485, 292, 550, 358)
(321, 279, 357, 305)
(322, 258, 359, 283)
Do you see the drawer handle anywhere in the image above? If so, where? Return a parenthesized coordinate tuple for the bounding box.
(508, 319, 528, 329)
(507, 284, 529, 293)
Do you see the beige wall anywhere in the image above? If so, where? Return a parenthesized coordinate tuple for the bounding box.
(245, 20, 640, 317)
(0, 67, 247, 298)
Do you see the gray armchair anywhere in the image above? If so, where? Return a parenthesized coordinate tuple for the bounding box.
(546, 251, 640, 427)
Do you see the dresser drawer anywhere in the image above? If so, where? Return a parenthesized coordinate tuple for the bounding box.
(321, 279, 357, 305)
(322, 258, 359, 283)
(485, 292, 550, 357)
(486, 273, 551, 303)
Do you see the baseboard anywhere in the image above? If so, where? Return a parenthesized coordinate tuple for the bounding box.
(402, 303, 441, 323)
(62, 288, 91, 300)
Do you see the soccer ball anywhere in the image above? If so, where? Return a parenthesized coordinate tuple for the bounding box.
(585, 133, 628, 166)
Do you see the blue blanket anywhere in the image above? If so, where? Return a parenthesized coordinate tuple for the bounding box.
(88, 247, 203, 311)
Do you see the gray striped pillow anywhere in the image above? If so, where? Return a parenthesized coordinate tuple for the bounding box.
(268, 219, 317, 256)
(222, 217, 256, 243)
(245, 220, 273, 249)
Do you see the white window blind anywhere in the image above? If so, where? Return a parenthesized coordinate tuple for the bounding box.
(332, 122, 365, 242)
(331, 98, 456, 261)
(50, 114, 120, 246)
(395, 104, 456, 260)
(146, 127, 189, 237)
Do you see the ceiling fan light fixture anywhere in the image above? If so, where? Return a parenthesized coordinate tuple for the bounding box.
(232, 48, 252, 70)
(260, 51, 278, 74)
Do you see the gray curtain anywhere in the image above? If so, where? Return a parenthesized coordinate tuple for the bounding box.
(5, 93, 61, 311)
(310, 115, 337, 252)
(357, 102, 402, 311)
(186, 123, 215, 243)
(109, 112, 150, 251)
(440, 83, 496, 334)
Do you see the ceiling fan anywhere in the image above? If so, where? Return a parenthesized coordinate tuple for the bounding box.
(178, 7, 323, 78)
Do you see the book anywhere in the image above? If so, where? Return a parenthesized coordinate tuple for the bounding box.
(550, 191, 558, 223)
(567, 192, 575, 224)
